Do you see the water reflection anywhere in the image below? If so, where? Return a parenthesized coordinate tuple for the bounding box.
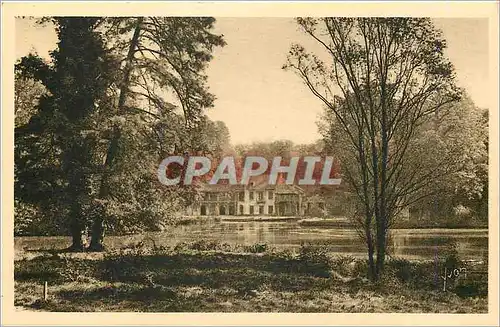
(14, 221, 488, 261)
(164, 221, 487, 260)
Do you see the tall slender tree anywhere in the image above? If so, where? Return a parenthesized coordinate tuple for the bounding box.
(88, 17, 225, 250)
(284, 18, 461, 280)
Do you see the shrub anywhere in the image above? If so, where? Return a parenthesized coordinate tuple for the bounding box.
(243, 243, 268, 253)
(175, 218, 198, 226)
(172, 240, 240, 253)
(441, 241, 463, 281)
(173, 241, 190, 252)
(389, 258, 414, 283)
(384, 257, 439, 290)
(297, 244, 332, 277)
(14, 200, 70, 236)
(331, 255, 357, 277)
(307, 206, 326, 218)
(190, 240, 220, 251)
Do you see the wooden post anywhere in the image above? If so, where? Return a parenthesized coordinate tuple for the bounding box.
(443, 267, 447, 292)
(434, 246, 439, 290)
(43, 281, 48, 300)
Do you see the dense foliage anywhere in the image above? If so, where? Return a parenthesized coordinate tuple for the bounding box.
(14, 17, 227, 250)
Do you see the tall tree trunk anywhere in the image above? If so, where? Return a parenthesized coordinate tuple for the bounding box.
(376, 72, 389, 279)
(366, 224, 377, 281)
(89, 217, 105, 251)
(375, 223, 387, 277)
(65, 141, 88, 252)
(69, 222, 85, 251)
(88, 18, 143, 251)
(68, 203, 86, 252)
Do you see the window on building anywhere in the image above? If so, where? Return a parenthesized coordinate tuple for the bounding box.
(259, 205, 264, 214)
(268, 205, 274, 214)
(239, 192, 244, 201)
(239, 205, 244, 215)
(250, 206, 254, 214)
(258, 191, 264, 201)
(220, 205, 226, 215)
(249, 191, 254, 200)
(319, 202, 325, 210)
(268, 191, 274, 200)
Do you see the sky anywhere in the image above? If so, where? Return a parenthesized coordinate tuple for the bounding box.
(15, 18, 489, 145)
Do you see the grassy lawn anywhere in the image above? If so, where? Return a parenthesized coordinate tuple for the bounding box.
(14, 241, 488, 313)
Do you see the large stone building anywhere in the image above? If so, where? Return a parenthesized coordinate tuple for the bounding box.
(187, 175, 331, 217)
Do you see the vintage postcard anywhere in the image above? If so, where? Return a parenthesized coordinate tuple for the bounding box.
(1, 1, 499, 326)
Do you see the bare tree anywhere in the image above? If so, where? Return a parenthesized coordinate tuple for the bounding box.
(284, 18, 461, 280)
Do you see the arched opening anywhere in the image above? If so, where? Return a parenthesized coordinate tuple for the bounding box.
(220, 205, 226, 215)
(278, 202, 285, 216)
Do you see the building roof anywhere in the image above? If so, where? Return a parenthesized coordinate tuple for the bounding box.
(194, 171, 344, 195)
(195, 174, 305, 194)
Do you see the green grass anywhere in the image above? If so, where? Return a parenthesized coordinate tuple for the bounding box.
(14, 241, 488, 313)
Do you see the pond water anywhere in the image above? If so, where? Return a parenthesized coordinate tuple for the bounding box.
(15, 221, 488, 261)
(135, 221, 488, 261)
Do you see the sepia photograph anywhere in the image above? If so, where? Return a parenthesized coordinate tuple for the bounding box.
(2, 1, 499, 325)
